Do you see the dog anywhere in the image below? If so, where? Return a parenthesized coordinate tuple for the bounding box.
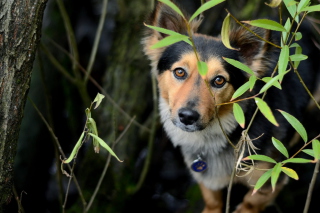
(142, 2, 319, 213)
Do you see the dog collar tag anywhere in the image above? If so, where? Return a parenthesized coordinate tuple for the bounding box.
(191, 156, 207, 172)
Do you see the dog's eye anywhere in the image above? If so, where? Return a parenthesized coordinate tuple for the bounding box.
(211, 76, 226, 88)
(173, 68, 187, 79)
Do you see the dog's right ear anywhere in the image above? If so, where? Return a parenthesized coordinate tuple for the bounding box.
(142, 2, 201, 74)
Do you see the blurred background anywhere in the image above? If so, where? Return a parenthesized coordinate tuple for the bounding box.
(6, 0, 320, 212)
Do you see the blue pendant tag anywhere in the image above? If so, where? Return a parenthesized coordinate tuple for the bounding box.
(191, 157, 207, 172)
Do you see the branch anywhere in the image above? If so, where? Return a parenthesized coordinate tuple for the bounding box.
(303, 160, 320, 213)
(27, 97, 87, 208)
(85, 0, 109, 82)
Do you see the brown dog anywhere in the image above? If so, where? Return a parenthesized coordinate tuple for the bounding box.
(142, 2, 317, 212)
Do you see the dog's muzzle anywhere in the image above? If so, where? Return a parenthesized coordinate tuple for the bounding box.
(173, 108, 204, 132)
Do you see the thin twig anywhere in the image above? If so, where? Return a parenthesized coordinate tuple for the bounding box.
(37, 51, 64, 207)
(226, 9, 282, 49)
(27, 97, 87, 208)
(62, 161, 77, 212)
(43, 37, 151, 133)
(133, 75, 158, 193)
(225, 151, 238, 213)
(291, 62, 320, 110)
(85, 113, 136, 212)
(56, 0, 80, 78)
(40, 43, 75, 83)
(303, 160, 320, 213)
(85, 0, 109, 82)
(12, 185, 25, 213)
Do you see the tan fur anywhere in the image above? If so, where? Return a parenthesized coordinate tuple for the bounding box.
(157, 53, 235, 126)
(199, 183, 223, 213)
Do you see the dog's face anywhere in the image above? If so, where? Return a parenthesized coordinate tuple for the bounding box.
(143, 3, 273, 132)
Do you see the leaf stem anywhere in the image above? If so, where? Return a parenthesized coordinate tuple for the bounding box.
(226, 9, 282, 49)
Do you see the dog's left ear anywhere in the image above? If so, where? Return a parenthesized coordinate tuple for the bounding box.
(229, 26, 276, 77)
(142, 2, 201, 74)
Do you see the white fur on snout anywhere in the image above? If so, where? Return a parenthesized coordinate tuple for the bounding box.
(159, 97, 238, 190)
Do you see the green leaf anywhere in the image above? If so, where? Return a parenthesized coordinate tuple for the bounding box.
(249, 75, 257, 91)
(246, 154, 277, 164)
(278, 45, 289, 78)
(253, 169, 272, 195)
(290, 43, 301, 48)
(63, 132, 85, 164)
(85, 108, 91, 119)
(197, 61, 208, 76)
(278, 110, 307, 142)
(297, 0, 310, 12)
(158, 0, 185, 18)
(292, 43, 302, 68)
(272, 137, 289, 158)
(233, 103, 245, 128)
(231, 81, 250, 101)
(290, 54, 308, 61)
(265, 0, 282, 8)
(282, 18, 291, 46)
(260, 75, 283, 93)
(281, 167, 299, 180)
(302, 149, 314, 157)
(223, 57, 254, 75)
(144, 24, 181, 36)
(221, 13, 238, 50)
(312, 139, 320, 160)
(282, 158, 312, 164)
(89, 133, 123, 162)
(87, 118, 99, 153)
(93, 93, 105, 109)
(151, 34, 189, 49)
(283, 0, 299, 23)
(302, 5, 320, 13)
(243, 19, 287, 32)
(294, 32, 302, 41)
(255, 98, 278, 126)
(189, 0, 225, 22)
(271, 163, 282, 192)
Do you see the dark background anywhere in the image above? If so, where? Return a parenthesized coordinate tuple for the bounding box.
(6, 0, 320, 212)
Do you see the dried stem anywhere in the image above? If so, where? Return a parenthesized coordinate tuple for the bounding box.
(27, 97, 87, 209)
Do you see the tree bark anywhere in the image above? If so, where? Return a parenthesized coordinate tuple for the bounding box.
(0, 0, 47, 209)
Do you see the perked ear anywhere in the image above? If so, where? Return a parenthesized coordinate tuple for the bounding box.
(142, 2, 201, 74)
(229, 26, 276, 77)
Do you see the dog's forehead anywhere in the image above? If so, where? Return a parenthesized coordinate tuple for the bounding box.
(157, 34, 238, 74)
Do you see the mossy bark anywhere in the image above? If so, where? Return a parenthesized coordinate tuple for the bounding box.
(0, 0, 47, 209)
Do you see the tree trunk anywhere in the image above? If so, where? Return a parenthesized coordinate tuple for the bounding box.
(0, 0, 47, 209)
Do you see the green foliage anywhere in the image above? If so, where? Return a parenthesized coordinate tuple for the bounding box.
(62, 93, 122, 173)
(272, 137, 289, 158)
(243, 19, 287, 32)
(278, 110, 308, 142)
(255, 98, 278, 126)
(197, 61, 208, 76)
(233, 103, 245, 128)
(231, 81, 250, 101)
(221, 13, 238, 50)
(158, 0, 185, 18)
(223, 57, 255, 76)
(189, 0, 225, 22)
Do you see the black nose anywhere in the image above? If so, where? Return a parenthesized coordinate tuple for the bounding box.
(178, 108, 200, 125)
